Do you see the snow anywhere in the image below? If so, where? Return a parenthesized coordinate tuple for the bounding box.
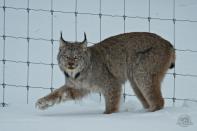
(1, 97, 197, 131)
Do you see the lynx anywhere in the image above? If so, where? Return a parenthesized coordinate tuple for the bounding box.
(36, 32, 175, 114)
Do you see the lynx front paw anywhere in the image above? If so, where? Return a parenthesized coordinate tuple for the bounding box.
(35, 97, 54, 110)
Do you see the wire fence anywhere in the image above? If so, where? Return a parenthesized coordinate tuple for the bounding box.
(1, 0, 197, 107)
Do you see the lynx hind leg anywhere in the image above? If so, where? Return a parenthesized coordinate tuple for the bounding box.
(36, 86, 89, 110)
(134, 73, 164, 112)
(129, 79, 149, 109)
(103, 83, 122, 114)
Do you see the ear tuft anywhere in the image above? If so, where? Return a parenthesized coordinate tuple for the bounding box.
(81, 32, 87, 51)
(60, 31, 65, 48)
(83, 32, 87, 43)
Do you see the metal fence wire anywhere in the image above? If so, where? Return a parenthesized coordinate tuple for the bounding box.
(1, 0, 197, 107)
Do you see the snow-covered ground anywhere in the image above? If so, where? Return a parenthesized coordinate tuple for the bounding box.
(1, 97, 197, 131)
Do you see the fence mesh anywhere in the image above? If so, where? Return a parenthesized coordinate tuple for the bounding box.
(1, 0, 197, 107)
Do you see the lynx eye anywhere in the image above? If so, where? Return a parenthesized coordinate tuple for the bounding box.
(74, 56, 78, 60)
(62, 55, 69, 59)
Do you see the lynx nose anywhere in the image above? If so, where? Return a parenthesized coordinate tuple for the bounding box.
(68, 62, 74, 66)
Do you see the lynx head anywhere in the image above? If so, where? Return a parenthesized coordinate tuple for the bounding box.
(58, 32, 89, 78)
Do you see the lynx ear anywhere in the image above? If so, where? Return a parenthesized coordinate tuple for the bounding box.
(60, 31, 66, 48)
(81, 32, 87, 51)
